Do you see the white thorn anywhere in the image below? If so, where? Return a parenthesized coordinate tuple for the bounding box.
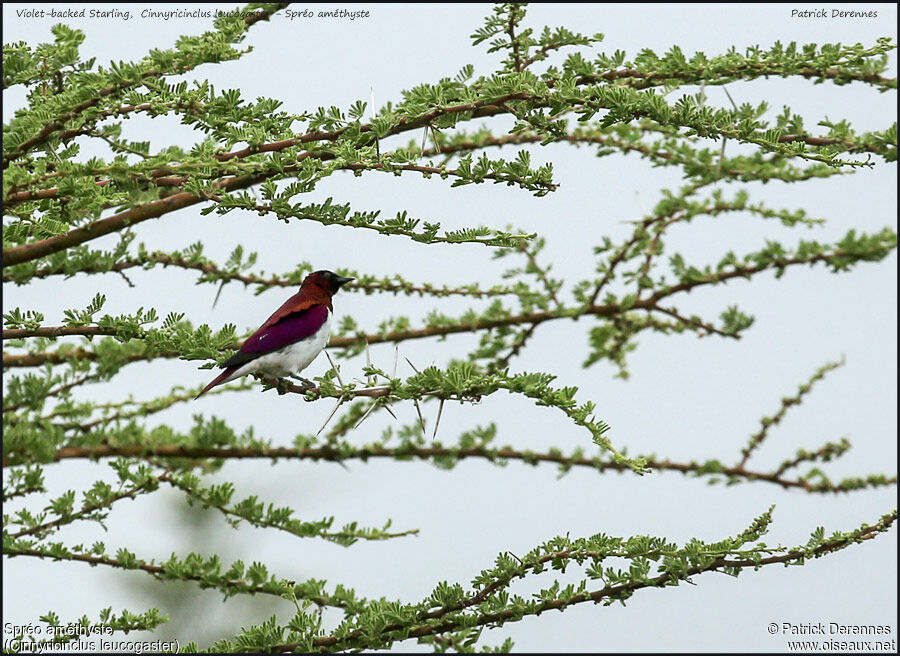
(324, 350, 344, 388)
(354, 400, 379, 430)
(413, 398, 426, 436)
(317, 398, 344, 437)
(430, 126, 441, 153)
(722, 84, 738, 111)
(212, 279, 226, 310)
(432, 398, 445, 440)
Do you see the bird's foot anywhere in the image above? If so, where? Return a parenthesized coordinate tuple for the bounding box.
(258, 375, 316, 395)
(289, 375, 316, 391)
(262, 376, 293, 395)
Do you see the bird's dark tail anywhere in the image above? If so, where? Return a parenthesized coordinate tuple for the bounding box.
(195, 367, 238, 399)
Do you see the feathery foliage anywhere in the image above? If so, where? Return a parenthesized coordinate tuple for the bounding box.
(3, 3, 896, 651)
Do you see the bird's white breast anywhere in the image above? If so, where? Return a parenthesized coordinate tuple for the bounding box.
(227, 311, 332, 382)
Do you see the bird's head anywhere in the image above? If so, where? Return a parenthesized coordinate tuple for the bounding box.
(303, 270, 354, 295)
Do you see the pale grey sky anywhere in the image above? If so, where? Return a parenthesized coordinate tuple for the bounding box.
(3, 3, 897, 652)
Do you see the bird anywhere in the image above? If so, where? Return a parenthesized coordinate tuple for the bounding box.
(195, 270, 354, 399)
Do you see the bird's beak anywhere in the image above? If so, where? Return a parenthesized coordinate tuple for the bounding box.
(334, 275, 354, 288)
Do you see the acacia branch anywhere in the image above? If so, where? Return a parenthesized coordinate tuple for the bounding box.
(3, 326, 119, 340)
(580, 62, 895, 90)
(4, 75, 174, 168)
(3, 251, 525, 299)
(1, 3, 288, 167)
(31, 383, 250, 433)
(5, 126, 857, 208)
(5, 151, 557, 206)
(1, 309, 577, 367)
(2, 546, 345, 609)
(7, 67, 886, 268)
(9, 474, 162, 539)
(645, 251, 857, 301)
(491, 324, 540, 371)
(363, 511, 894, 645)
(423, 131, 884, 162)
(11, 444, 893, 493)
(156, 472, 418, 544)
(772, 438, 852, 479)
(8, 54, 890, 174)
(1, 94, 535, 268)
(2, 171, 272, 267)
(3, 248, 869, 369)
(649, 305, 735, 338)
(2, 373, 96, 413)
(737, 360, 846, 467)
(505, 9, 524, 73)
(289, 511, 897, 651)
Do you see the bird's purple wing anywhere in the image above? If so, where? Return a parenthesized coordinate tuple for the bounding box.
(222, 304, 329, 369)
